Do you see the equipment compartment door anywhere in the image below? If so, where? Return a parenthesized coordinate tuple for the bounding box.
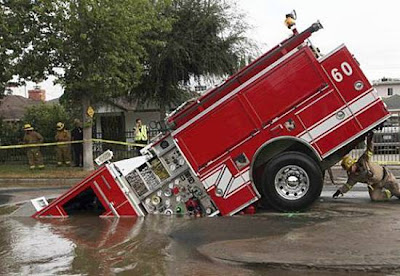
(201, 161, 258, 216)
(175, 97, 257, 171)
(296, 89, 360, 156)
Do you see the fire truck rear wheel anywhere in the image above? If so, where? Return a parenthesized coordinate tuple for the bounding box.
(261, 151, 323, 212)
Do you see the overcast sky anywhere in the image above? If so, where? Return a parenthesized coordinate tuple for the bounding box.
(12, 0, 400, 100)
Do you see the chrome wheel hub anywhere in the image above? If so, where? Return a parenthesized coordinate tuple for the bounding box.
(274, 165, 310, 200)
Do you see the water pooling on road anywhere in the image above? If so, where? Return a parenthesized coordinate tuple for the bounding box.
(0, 214, 327, 275)
(0, 189, 395, 276)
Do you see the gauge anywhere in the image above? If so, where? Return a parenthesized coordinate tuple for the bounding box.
(164, 209, 173, 215)
(151, 195, 161, 206)
(160, 140, 169, 149)
(164, 189, 172, 197)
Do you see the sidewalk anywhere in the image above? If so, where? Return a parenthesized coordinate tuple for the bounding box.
(0, 165, 92, 187)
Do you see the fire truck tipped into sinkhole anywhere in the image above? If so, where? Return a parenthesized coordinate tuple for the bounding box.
(32, 20, 390, 218)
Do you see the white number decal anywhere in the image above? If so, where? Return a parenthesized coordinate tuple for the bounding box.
(331, 62, 353, 83)
(331, 68, 343, 82)
(341, 62, 353, 76)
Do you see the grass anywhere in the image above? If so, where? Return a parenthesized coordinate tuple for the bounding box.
(0, 164, 93, 179)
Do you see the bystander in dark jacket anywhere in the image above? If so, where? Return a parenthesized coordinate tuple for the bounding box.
(71, 119, 83, 167)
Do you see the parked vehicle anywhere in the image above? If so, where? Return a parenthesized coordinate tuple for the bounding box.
(374, 117, 400, 153)
(31, 17, 390, 218)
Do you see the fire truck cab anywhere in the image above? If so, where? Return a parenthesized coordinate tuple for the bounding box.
(32, 20, 390, 218)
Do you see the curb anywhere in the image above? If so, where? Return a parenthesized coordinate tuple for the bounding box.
(0, 178, 81, 187)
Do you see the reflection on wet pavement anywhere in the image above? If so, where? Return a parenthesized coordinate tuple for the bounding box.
(0, 216, 250, 275)
(0, 214, 318, 275)
(0, 206, 387, 275)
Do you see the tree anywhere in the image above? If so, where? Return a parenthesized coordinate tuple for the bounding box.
(0, 119, 23, 145)
(3, 0, 169, 170)
(0, 0, 58, 96)
(2, 0, 252, 170)
(23, 103, 71, 142)
(132, 0, 252, 115)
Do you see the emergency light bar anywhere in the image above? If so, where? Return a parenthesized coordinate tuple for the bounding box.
(95, 150, 114, 165)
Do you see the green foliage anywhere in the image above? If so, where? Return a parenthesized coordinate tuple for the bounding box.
(44, 0, 169, 103)
(0, 120, 23, 145)
(133, 0, 252, 108)
(23, 103, 72, 142)
(1, 0, 170, 101)
(0, 0, 59, 96)
(2, 0, 251, 108)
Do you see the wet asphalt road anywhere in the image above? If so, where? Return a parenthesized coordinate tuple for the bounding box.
(0, 185, 399, 275)
(0, 187, 69, 206)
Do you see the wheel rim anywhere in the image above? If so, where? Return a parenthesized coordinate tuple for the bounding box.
(274, 165, 310, 200)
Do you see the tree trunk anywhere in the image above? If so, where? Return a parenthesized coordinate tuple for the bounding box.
(82, 96, 94, 171)
(159, 103, 167, 120)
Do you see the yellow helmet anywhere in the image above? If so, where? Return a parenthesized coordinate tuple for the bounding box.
(341, 155, 356, 171)
(285, 17, 296, 29)
(23, 124, 34, 131)
(56, 122, 65, 130)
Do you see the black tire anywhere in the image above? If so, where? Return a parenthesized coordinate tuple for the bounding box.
(261, 151, 323, 212)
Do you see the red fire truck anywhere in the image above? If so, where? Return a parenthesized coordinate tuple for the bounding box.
(31, 20, 390, 218)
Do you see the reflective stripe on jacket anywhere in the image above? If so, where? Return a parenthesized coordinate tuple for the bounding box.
(135, 125, 148, 141)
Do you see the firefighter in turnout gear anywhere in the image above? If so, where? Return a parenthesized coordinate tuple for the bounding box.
(55, 122, 71, 166)
(134, 118, 148, 156)
(23, 124, 45, 169)
(333, 132, 400, 201)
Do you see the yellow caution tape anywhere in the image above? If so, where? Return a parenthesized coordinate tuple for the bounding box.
(0, 139, 147, 149)
(91, 139, 146, 147)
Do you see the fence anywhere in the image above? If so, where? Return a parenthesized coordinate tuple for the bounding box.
(348, 112, 400, 165)
(0, 129, 168, 165)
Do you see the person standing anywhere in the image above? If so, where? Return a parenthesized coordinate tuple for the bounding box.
(71, 119, 83, 167)
(23, 124, 45, 169)
(55, 122, 71, 166)
(134, 118, 148, 155)
(333, 132, 400, 201)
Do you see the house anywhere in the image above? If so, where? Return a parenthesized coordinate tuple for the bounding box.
(382, 95, 400, 112)
(94, 98, 172, 142)
(381, 95, 400, 127)
(373, 78, 400, 98)
(0, 95, 42, 123)
(0, 85, 49, 123)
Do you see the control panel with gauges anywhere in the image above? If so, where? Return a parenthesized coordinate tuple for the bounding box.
(122, 135, 218, 217)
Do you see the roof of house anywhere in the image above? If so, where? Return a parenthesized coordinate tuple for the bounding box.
(383, 94, 400, 111)
(373, 77, 400, 86)
(0, 95, 42, 120)
(105, 97, 169, 112)
(47, 97, 60, 104)
(110, 97, 139, 111)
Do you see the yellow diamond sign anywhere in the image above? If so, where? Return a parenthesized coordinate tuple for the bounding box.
(87, 106, 95, 118)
